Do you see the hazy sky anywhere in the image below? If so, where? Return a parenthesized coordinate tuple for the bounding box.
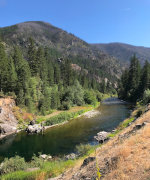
(0, 0, 150, 46)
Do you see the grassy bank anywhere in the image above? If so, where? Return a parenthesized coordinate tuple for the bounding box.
(0, 144, 99, 180)
(1, 94, 116, 180)
(36, 102, 102, 127)
(108, 103, 147, 138)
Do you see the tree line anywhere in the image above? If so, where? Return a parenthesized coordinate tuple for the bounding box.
(118, 55, 150, 103)
(0, 37, 114, 114)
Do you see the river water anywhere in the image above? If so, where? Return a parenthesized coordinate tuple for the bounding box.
(0, 98, 131, 162)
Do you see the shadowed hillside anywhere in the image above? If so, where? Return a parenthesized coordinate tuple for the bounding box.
(0, 21, 125, 82)
(92, 42, 150, 65)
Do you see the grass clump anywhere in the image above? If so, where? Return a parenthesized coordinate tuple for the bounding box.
(75, 144, 93, 156)
(45, 110, 86, 126)
(1, 158, 75, 180)
(0, 156, 27, 175)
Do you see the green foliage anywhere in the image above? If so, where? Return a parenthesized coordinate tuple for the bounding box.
(0, 37, 105, 114)
(0, 156, 27, 175)
(84, 90, 97, 106)
(143, 89, 150, 104)
(118, 55, 150, 103)
(75, 144, 92, 156)
(45, 110, 85, 126)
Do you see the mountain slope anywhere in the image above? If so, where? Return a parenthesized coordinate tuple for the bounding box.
(0, 21, 125, 83)
(92, 42, 150, 65)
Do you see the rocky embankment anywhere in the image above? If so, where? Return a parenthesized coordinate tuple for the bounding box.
(50, 105, 150, 180)
(0, 97, 18, 139)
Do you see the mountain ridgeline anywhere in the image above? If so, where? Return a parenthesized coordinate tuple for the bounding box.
(0, 21, 123, 83)
(0, 38, 112, 114)
(92, 42, 150, 65)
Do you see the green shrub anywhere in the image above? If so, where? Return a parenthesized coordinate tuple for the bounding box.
(45, 110, 86, 126)
(75, 144, 92, 156)
(58, 101, 71, 110)
(30, 154, 44, 168)
(143, 89, 150, 104)
(45, 112, 75, 126)
(0, 156, 27, 175)
(84, 90, 97, 106)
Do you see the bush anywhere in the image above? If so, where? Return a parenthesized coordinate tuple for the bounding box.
(75, 144, 92, 156)
(143, 89, 150, 104)
(30, 154, 44, 168)
(58, 101, 71, 110)
(0, 156, 27, 174)
(45, 112, 75, 126)
(45, 110, 86, 126)
(84, 90, 97, 106)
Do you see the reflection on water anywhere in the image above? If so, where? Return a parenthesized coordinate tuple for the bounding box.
(0, 98, 131, 161)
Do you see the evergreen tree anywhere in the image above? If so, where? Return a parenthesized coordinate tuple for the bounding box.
(36, 47, 48, 84)
(7, 57, 18, 92)
(28, 37, 38, 75)
(128, 55, 141, 101)
(139, 60, 150, 96)
(0, 42, 9, 92)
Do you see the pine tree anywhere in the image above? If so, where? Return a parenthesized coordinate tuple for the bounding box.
(54, 64, 61, 84)
(28, 37, 38, 75)
(13, 46, 31, 105)
(7, 57, 18, 92)
(36, 47, 48, 84)
(139, 60, 150, 96)
(0, 41, 9, 92)
(128, 55, 141, 101)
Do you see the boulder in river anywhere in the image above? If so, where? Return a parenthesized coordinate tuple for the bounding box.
(94, 131, 109, 143)
(65, 153, 78, 160)
(40, 154, 52, 160)
(26, 124, 44, 134)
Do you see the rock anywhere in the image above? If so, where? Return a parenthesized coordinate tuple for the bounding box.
(133, 122, 146, 131)
(40, 154, 52, 160)
(65, 153, 77, 160)
(0, 126, 5, 135)
(29, 120, 36, 125)
(81, 157, 96, 168)
(94, 131, 109, 143)
(26, 124, 44, 134)
(0, 124, 17, 134)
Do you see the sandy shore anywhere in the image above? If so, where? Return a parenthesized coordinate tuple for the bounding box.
(82, 109, 100, 118)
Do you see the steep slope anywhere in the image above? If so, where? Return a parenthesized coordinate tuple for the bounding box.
(0, 97, 17, 138)
(0, 21, 125, 83)
(92, 42, 150, 65)
(51, 105, 150, 180)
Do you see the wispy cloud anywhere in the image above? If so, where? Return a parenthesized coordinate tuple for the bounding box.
(0, 0, 6, 7)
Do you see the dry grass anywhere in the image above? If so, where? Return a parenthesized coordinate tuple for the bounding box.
(35, 172, 46, 180)
(100, 116, 150, 180)
(44, 107, 150, 180)
(38, 106, 91, 120)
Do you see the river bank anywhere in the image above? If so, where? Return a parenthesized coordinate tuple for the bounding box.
(0, 100, 144, 180)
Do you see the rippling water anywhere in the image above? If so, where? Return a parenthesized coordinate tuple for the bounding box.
(0, 98, 131, 162)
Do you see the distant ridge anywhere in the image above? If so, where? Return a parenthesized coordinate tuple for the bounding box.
(0, 21, 125, 83)
(91, 42, 150, 65)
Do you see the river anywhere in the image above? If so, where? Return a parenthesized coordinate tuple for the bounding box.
(0, 98, 131, 162)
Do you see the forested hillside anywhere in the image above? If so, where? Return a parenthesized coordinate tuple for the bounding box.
(92, 43, 150, 65)
(0, 21, 124, 83)
(118, 55, 150, 103)
(0, 38, 115, 114)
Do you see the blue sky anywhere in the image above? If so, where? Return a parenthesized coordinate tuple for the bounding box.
(0, 0, 150, 46)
